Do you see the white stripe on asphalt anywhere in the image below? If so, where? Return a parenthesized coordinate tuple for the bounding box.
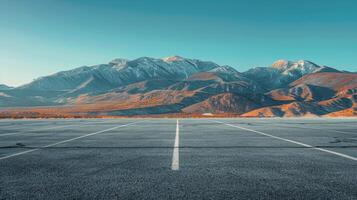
(171, 119, 180, 171)
(0, 121, 114, 137)
(0, 122, 138, 161)
(211, 120, 357, 161)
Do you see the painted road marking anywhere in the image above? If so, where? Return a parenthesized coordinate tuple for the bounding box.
(171, 119, 180, 171)
(0, 120, 116, 137)
(211, 120, 357, 161)
(0, 122, 138, 161)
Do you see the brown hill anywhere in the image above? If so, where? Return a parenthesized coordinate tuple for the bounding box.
(243, 73, 357, 117)
(182, 93, 264, 114)
(291, 72, 357, 91)
(0, 58, 356, 118)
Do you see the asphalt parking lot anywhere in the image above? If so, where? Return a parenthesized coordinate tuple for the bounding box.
(0, 118, 356, 199)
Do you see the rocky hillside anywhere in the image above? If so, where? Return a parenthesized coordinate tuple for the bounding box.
(0, 56, 356, 117)
(243, 73, 357, 117)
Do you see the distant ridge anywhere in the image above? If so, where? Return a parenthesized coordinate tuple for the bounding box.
(0, 84, 13, 90)
(0, 56, 355, 118)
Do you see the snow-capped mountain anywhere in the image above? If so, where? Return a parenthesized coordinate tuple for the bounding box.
(0, 56, 355, 118)
(19, 56, 223, 93)
(271, 60, 320, 74)
(242, 60, 340, 90)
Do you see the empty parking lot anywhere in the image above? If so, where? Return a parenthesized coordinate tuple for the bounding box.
(0, 118, 356, 199)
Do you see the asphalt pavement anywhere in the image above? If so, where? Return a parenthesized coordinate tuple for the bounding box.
(0, 118, 356, 199)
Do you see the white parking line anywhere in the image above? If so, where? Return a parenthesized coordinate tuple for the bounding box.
(0, 121, 115, 137)
(211, 120, 357, 161)
(0, 122, 139, 161)
(171, 119, 180, 171)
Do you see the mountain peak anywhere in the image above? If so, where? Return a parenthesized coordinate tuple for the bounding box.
(296, 59, 317, 66)
(2, 56, 354, 118)
(162, 55, 184, 62)
(271, 59, 290, 69)
(109, 58, 129, 65)
(270, 59, 320, 72)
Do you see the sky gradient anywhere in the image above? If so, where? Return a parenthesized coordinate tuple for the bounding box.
(1, 0, 357, 86)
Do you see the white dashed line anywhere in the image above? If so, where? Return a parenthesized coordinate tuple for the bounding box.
(0, 122, 139, 161)
(211, 120, 357, 161)
(171, 119, 180, 170)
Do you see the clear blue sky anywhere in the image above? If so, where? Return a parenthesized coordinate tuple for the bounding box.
(1, 0, 356, 86)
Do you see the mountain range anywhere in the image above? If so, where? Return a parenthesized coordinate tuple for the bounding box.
(0, 56, 356, 118)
